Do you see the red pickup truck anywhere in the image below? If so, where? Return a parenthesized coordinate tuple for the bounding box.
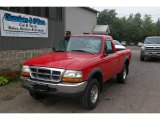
(20, 34, 131, 109)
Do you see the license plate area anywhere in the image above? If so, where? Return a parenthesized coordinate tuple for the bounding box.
(152, 52, 157, 54)
(33, 84, 48, 91)
(152, 52, 157, 56)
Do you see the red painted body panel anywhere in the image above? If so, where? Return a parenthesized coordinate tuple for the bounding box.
(24, 34, 131, 82)
(24, 52, 100, 70)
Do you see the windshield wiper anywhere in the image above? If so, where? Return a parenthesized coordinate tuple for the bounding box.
(71, 50, 94, 54)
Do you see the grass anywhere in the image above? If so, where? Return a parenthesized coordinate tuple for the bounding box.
(0, 77, 8, 86)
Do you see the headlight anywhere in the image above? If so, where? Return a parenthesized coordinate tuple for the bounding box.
(62, 70, 83, 83)
(141, 46, 145, 50)
(21, 66, 30, 77)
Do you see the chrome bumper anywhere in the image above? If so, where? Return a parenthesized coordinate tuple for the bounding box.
(20, 76, 87, 94)
(141, 51, 160, 58)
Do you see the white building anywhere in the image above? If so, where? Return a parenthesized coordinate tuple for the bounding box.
(65, 7, 99, 34)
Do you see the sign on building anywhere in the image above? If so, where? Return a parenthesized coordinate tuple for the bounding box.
(0, 10, 48, 38)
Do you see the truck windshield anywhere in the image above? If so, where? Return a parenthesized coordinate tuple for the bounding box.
(56, 36, 102, 54)
(144, 37, 160, 44)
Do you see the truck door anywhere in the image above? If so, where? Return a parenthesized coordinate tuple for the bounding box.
(102, 39, 119, 80)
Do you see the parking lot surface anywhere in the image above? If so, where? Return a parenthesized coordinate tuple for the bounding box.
(0, 47, 160, 113)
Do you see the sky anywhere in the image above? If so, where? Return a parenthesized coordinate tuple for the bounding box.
(95, 7, 160, 22)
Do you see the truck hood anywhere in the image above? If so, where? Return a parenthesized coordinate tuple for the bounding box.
(24, 52, 100, 70)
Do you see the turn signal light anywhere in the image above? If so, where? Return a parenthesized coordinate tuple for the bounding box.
(21, 72, 30, 77)
(62, 77, 83, 83)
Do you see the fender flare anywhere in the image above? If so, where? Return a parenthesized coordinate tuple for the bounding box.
(87, 67, 103, 81)
(86, 67, 103, 91)
(124, 56, 129, 65)
(118, 56, 129, 74)
(123, 56, 129, 74)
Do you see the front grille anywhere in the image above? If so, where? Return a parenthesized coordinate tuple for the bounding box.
(29, 66, 65, 83)
(146, 46, 160, 53)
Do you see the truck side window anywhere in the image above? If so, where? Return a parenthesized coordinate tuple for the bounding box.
(105, 40, 114, 55)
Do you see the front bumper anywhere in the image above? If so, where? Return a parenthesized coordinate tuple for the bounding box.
(141, 50, 160, 58)
(20, 76, 87, 95)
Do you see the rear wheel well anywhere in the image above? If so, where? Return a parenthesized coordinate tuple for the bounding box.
(91, 72, 103, 92)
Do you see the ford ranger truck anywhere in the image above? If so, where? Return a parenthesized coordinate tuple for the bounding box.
(140, 36, 160, 61)
(20, 34, 131, 109)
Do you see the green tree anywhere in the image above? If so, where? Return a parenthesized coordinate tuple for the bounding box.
(97, 9, 119, 39)
(97, 9, 117, 25)
(97, 9, 160, 44)
(142, 15, 157, 39)
(155, 19, 160, 35)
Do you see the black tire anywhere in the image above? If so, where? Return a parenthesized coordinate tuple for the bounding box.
(140, 55, 145, 61)
(117, 65, 128, 84)
(29, 90, 46, 100)
(80, 78, 100, 110)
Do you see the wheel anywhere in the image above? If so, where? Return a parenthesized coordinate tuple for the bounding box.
(140, 55, 145, 61)
(117, 65, 128, 84)
(80, 78, 100, 110)
(29, 90, 46, 100)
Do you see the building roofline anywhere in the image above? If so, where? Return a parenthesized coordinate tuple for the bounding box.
(82, 7, 99, 13)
